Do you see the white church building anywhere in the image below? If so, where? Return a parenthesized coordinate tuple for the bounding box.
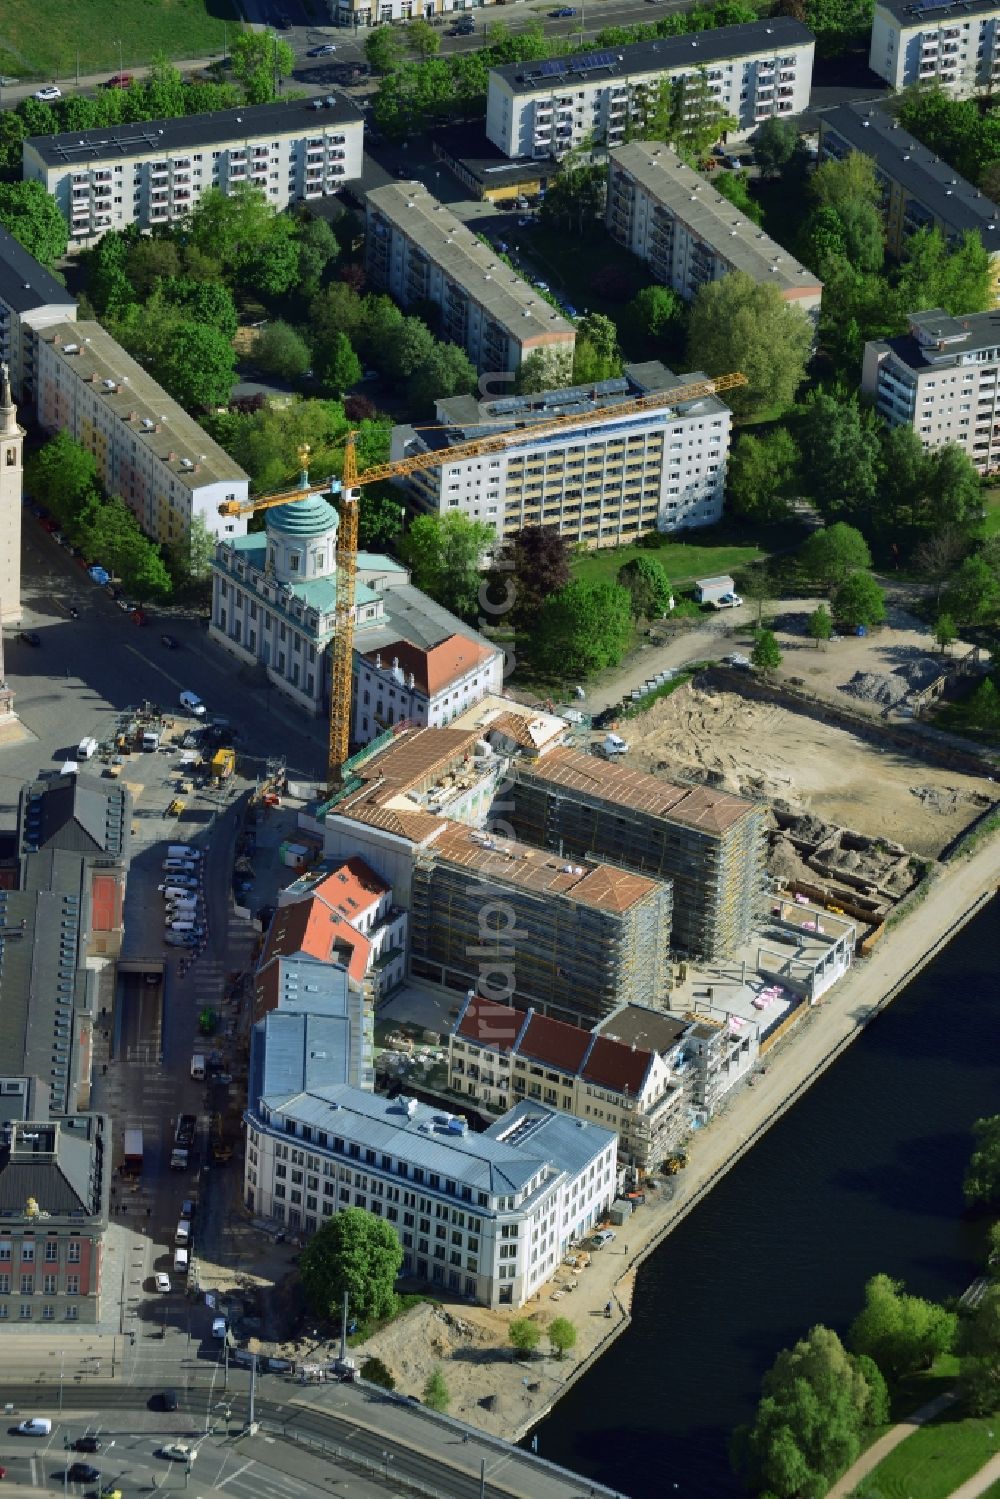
(209, 487, 502, 736)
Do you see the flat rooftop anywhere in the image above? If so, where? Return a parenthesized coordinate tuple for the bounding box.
(818, 102, 1000, 254)
(0, 223, 76, 315)
(595, 1002, 689, 1053)
(367, 182, 575, 341)
(523, 746, 760, 835)
(38, 322, 248, 492)
(490, 17, 815, 96)
(414, 362, 726, 450)
(26, 93, 364, 168)
(427, 821, 663, 914)
(872, 307, 1000, 370)
(609, 142, 821, 297)
(432, 124, 560, 188)
(876, 0, 1000, 25)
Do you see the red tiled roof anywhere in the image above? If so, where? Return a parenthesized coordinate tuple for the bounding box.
(263, 894, 372, 980)
(457, 993, 525, 1052)
(581, 1035, 651, 1096)
(518, 1012, 591, 1073)
(312, 856, 388, 923)
(362, 635, 495, 697)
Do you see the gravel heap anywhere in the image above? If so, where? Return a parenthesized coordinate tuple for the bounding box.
(840, 657, 942, 708)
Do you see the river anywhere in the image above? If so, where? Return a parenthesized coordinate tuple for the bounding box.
(532, 897, 1000, 1498)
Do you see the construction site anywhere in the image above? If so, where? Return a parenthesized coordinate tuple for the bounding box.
(622, 674, 997, 924)
(409, 821, 673, 1026)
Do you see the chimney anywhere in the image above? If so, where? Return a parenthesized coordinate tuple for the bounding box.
(168, 451, 177, 462)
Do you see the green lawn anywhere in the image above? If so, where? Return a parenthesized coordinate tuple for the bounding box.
(571, 538, 764, 592)
(854, 1410, 999, 1499)
(982, 487, 1000, 538)
(0, 0, 236, 79)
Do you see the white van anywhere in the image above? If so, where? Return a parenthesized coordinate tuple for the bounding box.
(190, 1054, 206, 1081)
(173, 1248, 189, 1274)
(166, 895, 199, 911)
(77, 736, 99, 759)
(142, 730, 160, 752)
(167, 845, 201, 861)
(163, 859, 197, 874)
(179, 690, 205, 717)
(174, 1221, 191, 1246)
(162, 885, 196, 901)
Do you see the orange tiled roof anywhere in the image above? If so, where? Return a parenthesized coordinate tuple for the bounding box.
(362, 635, 495, 697)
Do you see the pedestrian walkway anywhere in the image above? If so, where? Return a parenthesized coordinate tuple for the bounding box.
(827, 1390, 958, 1499)
(947, 1449, 1000, 1498)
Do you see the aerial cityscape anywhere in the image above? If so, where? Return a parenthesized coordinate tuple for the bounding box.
(0, 0, 999, 1494)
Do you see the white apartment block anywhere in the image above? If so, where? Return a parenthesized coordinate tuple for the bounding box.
(391, 362, 732, 546)
(22, 95, 364, 249)
(862, 307, 1000, 474)
(35, 321, 249, 551)
(485, 18, 815, 159)
(607, 142, 822, 317)
(365, 182, 576, 373)
(0, 227, 77, 409)
(869, 0, 1000, 94)
(355, 637, 503, 743)
(245, 1083, 617, 1307)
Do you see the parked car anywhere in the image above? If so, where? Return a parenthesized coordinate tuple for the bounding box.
(550, 6, 576, 15)
(160, 1390, 179, 1413)
(179, 691, 205, 716)
(18, 631, 41, 647)
(307, 42, 337, 54)
(212, 1316, 228, 1339)
(104, 72, 134, 88)
(33, 85, 61, 101)
(592, 1228, 617, 1246)
(155, 1273, 172, 1293)
(116, 597, 136, 613)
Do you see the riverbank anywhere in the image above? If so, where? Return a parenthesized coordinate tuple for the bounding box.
(352, 830, 1000, 1445)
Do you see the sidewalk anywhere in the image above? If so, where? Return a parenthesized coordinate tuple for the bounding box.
(947, 1450, 1000, 1499)
(827, 1391, 958, 1499)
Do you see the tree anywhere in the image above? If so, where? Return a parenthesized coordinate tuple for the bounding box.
(686, 273, 811, 417)
(799, 523, 872, 590)
(799, 151, 883, 277)
(360, 1356, 395, 1389)
(296, 216, 340, 298)
(797, 392, 882, 526)
(618, 555, 672, 619)
(121, 541, 173, 604)
(965, 677, 1000, 733)
(0, 181, 68, 268)
(187, 514, 217, 581)
(539, 152, 608, 236)
(897, 227, 991, 322)
(964, 1115, 1000, 1207)
(499, 525, 572, 628)
(833, 572, 886, 631)
(366, 25, 406, 73)
(322, 332, 363, 396)
(253, 321, 313, 381)
(509, 1319, 542, 1358)
(669, 71, 736, 161)
(549, 1317, 577, 1360)
(161, 277, 239, 341)
(957, 1283, 1000, 1413)
(407, 17, 441, 58)
(621, 284, 682, 351)
(406, 341, 477, 415)
(727, 429, 798, 524)
(25, 433, 98, 528)
(298, 1207, 403, 1323)
(751, 629, 782, 678)
(848, 1274, 957, 1380)
(147, 321, 237, 411)
(399, 513, 494, 621)
(535, 581, 634, 677)
(231, 28, 295, 104)
(576, 313, 621, 376)
(752, 117, 799, 177)
(943, 554, 1000, 627)
(923, 443, 984, 535)
(731, 1325, 885, 1499)
(713, 168, 763, 225)
(515, 348, 575, 394)
(423, 1368, 450, 1412)
(359, 490, 404, 550)
(808, 605, 833, 648)
(934, 613, 957, 653)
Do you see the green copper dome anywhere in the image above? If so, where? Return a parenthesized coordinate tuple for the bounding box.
(267, 494, 339, 537)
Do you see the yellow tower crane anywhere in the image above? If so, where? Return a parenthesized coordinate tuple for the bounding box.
(218, 371, 747, 790)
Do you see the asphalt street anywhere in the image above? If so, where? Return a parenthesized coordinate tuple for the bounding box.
(0, 1380, 628, 1499)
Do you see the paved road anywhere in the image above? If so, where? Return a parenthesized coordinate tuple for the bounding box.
(0, 1383, 628, 1498)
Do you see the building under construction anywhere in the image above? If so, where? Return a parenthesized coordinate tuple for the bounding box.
(509, 747, 765, 959)
(409, 822, 672, 1027)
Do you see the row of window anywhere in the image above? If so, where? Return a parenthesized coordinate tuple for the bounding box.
(0, 1304, 80, 1320)
(0, 1274, 82, 1294)
(0, 1240, 82, 1262)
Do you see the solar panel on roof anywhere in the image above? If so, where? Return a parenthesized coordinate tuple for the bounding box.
(532, 57, 568, 77)
(576, 48, 619, 70)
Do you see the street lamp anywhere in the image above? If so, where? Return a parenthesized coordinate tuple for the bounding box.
(117, 38, 123, 78)
(59, 1348, 65, 1412)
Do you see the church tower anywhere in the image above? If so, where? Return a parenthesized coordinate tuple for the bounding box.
(0, 363, 24, 626)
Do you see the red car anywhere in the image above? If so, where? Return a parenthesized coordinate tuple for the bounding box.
(105, 72, 134, 88)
